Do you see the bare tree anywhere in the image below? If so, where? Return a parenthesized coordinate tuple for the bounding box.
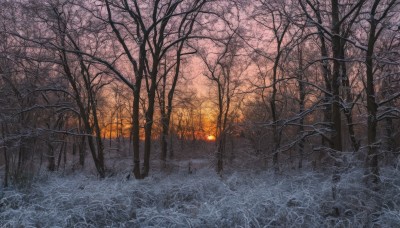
(156, 19, 197, 168)
(251, 0, 302, 171)
(198, 29, 248, 174)
(37, 1, 113, 178)
(363, 0, 398, 186)
(95, 0, 208, 178)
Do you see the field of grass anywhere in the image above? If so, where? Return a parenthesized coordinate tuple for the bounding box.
(1, 162, 400, 227)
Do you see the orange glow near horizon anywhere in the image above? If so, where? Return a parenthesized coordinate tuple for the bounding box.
(98, 92, 245, 141)
(207, 135, 216, 141)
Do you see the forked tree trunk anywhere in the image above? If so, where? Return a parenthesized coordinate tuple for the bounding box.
(159, 40, 185, 166)
(56, 17, 106, 178)
(142, 63, 158, 178)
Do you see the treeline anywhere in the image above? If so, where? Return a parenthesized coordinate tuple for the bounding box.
(0, 0, 399, 191)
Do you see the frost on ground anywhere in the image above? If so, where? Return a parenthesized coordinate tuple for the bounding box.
(1, 167, 400, 227)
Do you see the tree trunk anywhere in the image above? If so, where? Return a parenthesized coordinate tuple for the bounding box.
(269, 19, 288, 172)
(142, 58, 158, 178)
(340, 41, 360, 152)
(331, 0, 343, 154)
(216, 83, 224, 174)
(271, 56, 281, 173)
(216, 132, 226, 174)
(142, 85, 156, 178)
(159, 68, 168, 168)
(160, 115, 169, 168)
(79, 136, 86, 167)
(90, 94, 106, 178)
(298, 47, 306, 169)
(47, 142, 55, 171)
(271, 56, 279, 172)
(57, 141, 65, 171)
(132, 93, 141, 179)
(385, 114, 395, 162)
(330, 0, 343, 216)
(58, 36, 106, 178)
(300, 0, 333, 167)
(365, 15, 380, 185)
(2, 123, 9, 188)
(169, 125, 174, 159)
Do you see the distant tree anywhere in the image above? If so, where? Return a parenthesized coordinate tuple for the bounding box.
(251, 0, 303, 171)
(0, 2, 55, 185)
(198, 29, 249, 174)
(35, 1, 112, 178)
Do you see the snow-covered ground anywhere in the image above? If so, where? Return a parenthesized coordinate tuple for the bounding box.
(1, 166, 400, 227)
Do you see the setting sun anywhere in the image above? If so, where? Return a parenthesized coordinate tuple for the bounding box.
(207, 135, 216, 141)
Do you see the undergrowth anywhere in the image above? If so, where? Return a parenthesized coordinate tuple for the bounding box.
(1, 166, 400, 227)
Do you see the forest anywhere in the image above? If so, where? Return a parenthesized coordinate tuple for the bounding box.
(0, 0, 400, 227)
